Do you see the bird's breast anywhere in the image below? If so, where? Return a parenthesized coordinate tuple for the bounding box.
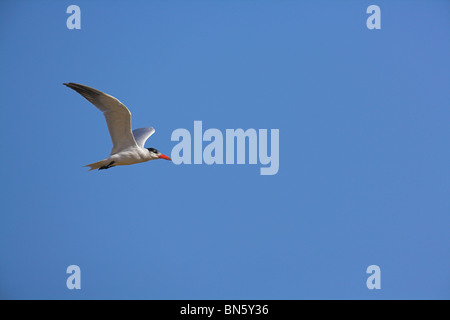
(110, 148, 151, 165)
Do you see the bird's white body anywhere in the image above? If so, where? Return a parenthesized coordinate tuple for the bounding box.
(104, 147, 155, 167)
(64, 82, 171, 170)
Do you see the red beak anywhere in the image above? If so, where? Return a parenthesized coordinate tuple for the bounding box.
(158, 154, 172, 161)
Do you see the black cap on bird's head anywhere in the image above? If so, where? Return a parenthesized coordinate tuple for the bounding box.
(147, 148, 171, 160)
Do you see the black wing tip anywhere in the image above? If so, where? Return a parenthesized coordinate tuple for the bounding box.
(63, 82, 97, 93)
(63, 82, 88, 92)
(63, 82, 100, 103)
(63, 82, 77, 89)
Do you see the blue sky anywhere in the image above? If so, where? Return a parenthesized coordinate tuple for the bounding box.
(0, 0, 449, 299)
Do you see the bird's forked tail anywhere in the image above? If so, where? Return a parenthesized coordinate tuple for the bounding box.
(84, 159, 110, 171)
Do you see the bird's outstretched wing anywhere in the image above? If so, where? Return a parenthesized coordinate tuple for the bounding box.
(132, 127, 155, 148)
(63, 82, 138, 154)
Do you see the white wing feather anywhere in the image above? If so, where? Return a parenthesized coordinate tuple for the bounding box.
(64, 82, 139, 154)
(132, 127, 155, 148)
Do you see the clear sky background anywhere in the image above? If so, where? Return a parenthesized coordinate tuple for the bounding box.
(0, 0, 449, 299)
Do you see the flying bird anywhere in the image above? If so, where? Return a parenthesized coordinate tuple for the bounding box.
(63, 82, 171, 171)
